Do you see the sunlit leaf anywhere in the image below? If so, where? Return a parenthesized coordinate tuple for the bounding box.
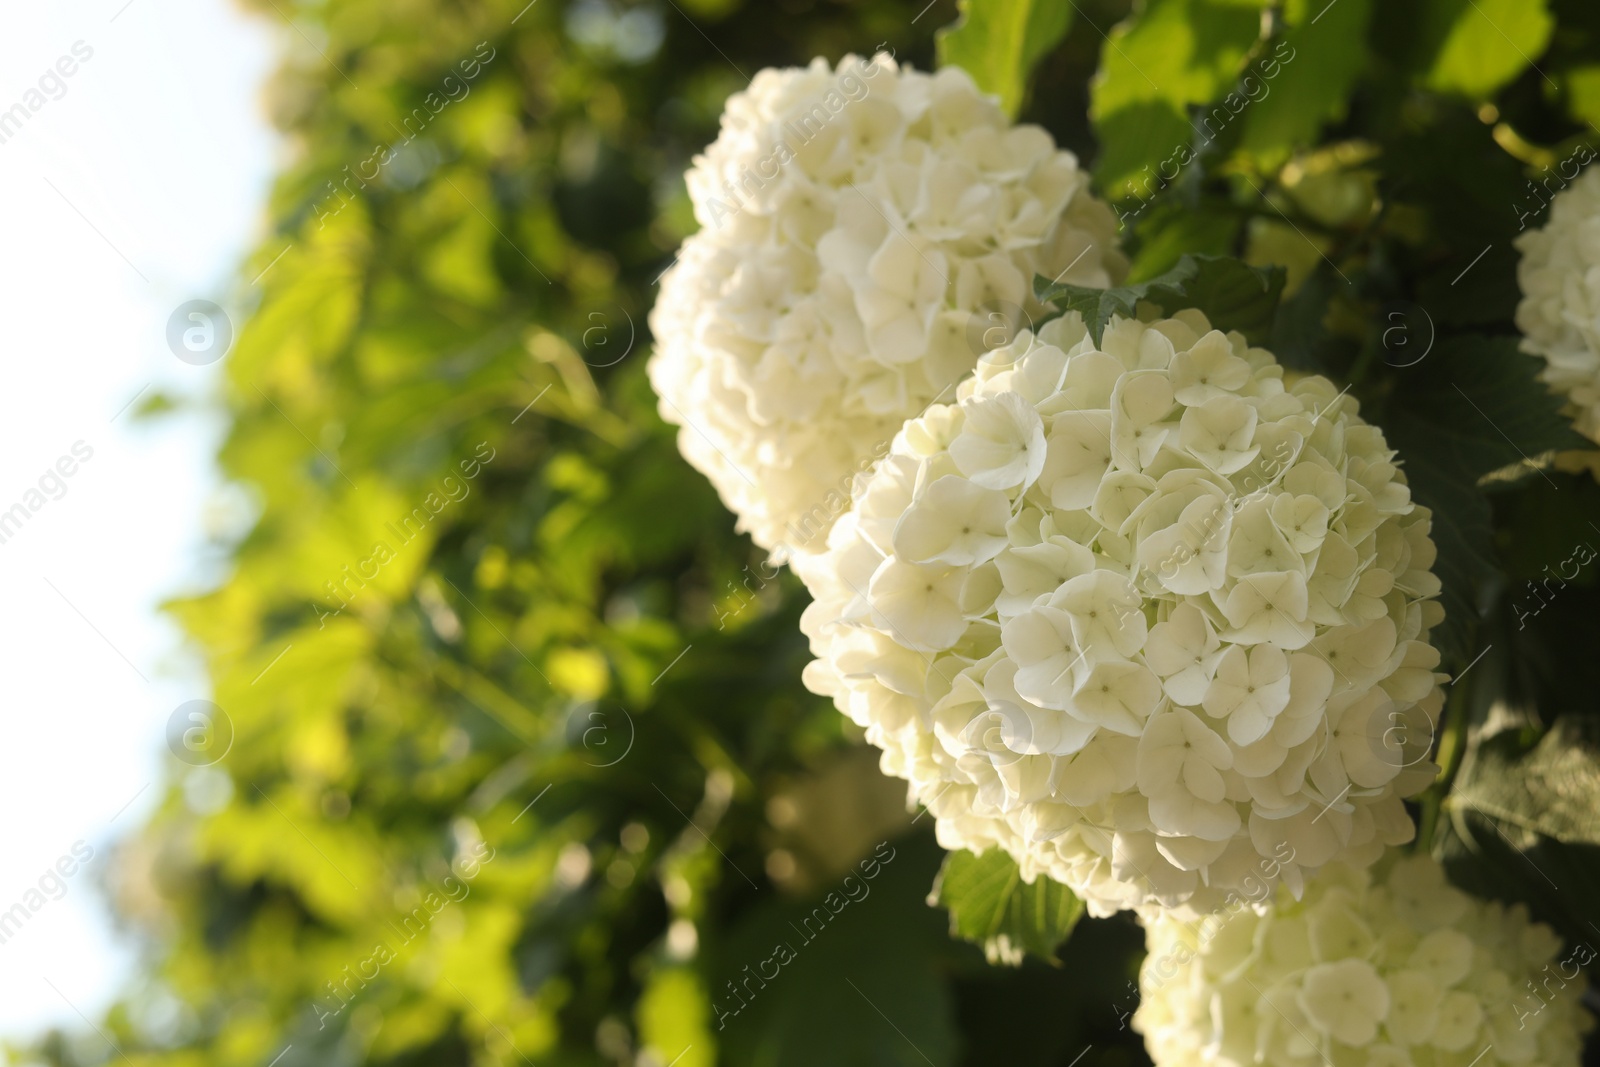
(1440, 719, 1600, 944)
(1238, 0, 1374, 167)
(1415, 0, 1554, 98)
(930, 848, 1083, 966)
(1089, 0, 1263, 192)
(936, 0, 1074, 117)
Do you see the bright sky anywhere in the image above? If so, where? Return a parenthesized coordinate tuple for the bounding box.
(0, 0, 275, 1049)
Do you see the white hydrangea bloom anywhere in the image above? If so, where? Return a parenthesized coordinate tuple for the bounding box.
(648, 53, 1124, 554)
(1516, 165, 1600, 444)
(1136, 855, 1595, 1066)
(795, 311, 1447, 916)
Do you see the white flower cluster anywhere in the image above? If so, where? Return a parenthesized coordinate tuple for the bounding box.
(1516, 165, 1600, 444)
(795, 312, 1446, 916)
(1135, 856, 1595, 1066)
(648, 53, 1124, 554)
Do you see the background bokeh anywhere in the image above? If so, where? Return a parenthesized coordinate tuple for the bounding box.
(7, 0, 1600, 1064)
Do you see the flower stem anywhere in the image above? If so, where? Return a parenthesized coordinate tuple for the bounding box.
(1416, 668, 1473, 853)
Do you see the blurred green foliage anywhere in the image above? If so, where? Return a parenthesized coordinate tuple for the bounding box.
(25, 2, 1148, 1066)
(23, 0, 1600, 1063)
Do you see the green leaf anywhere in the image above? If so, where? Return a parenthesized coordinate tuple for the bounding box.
(1034, 282, 1143, 345)
(1267, 261, 1346, 374)
(1386, 112, 1530, 326)
(1378, 335, 1585, 662)
(1123, 197, 1242, 282)
(1479, 476, 1600, 730)
(1379, 438, 1492, 665)
(948, 914, 1146, 1065)
(1170, 256, 1288, 341)
(1383, 336, 1585, 483)
(636, 968, 715, 1067)
(715, 834, 960, 1066)
(1567, 65, 1600, 130)
(1035, 253, 1286, 345)
(1415, 0, 1555, 98)
(131, 390, 183, 421)
(1439, 719, 1600, 945)
(1452, 719, 1600, 844)
(1492, 470, 1600, 585)
(1238, 0, 1374, 167)
(1094, 104, 1198, 206)
(929, 848, 1084, 966)
(1089, 0, 1263, 193)
(936, 0, 1073, 117)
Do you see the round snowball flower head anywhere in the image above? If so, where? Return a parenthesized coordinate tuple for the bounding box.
(794, 310, 1446, 916)
(648, 53, 1125, 555)
(1516, 164, 1600, 444)
(1135, 855, 1596, 1066)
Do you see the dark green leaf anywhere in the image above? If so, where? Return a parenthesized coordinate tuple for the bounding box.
(1123, 196, 1241, 282)
(1034, 282, 1143, 345)
(1383, 111, 1537, 327)
(948, 914, 1146, 1064)
(714, 834, 959, 1066)
(1479, 476, 1600, 729)
(1383, 336, 1585, 482)
(1376, 334, 1582, 663)
(1169, 255, 1287, 341)
(1380, 436, 1493, 664)
(930, 848, 1084, 966)
(1036, 253, 1286, 345)
(1267, 261, 1345, 374)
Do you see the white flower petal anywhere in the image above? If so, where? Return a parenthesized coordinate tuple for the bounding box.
(950, 391, 1048, 490)
(892, 475, 1012, 565)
